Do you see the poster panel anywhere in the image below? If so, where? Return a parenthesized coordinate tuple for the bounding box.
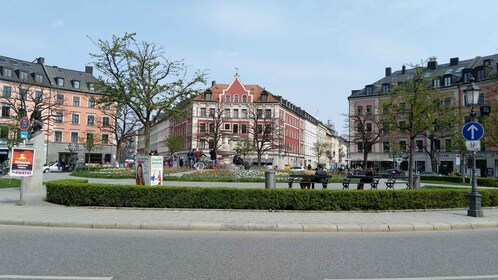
(10, 148, 35, 177)
(150, 156, 164, 186)
(135, 155, 150, 185)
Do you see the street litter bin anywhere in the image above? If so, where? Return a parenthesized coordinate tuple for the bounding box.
(413, 174, 420, 190)
(265, 170, 276, 189)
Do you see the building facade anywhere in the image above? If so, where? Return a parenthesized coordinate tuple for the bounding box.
(142, 76, 340, 168)
(0, 55, 114, 166)
(348, 54, 498, 176)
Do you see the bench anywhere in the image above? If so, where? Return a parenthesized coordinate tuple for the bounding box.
(287, 173, 330, 189)
(342, 176, 380, 190)
(385, 177, 409, 189)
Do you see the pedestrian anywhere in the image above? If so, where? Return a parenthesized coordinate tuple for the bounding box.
(210, 149, 217, 167)
(57, 160, 61, 173)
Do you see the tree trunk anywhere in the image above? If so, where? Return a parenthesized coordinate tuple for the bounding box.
(408, 136, 415, 189)
(144, 122, 151, 155)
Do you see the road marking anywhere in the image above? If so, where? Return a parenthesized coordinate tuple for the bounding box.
(325, 275, 498, 280)
(0, 276, 112, 280)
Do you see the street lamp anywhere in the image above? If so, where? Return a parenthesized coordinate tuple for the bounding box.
(464, 78, 483, 217)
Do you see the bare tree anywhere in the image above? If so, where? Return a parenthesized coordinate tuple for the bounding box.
(312, 141, 328, 166)
(80, 134, 102, 170)
(247, 104, 280, 166)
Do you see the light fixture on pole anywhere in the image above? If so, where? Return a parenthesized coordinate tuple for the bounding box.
(463, 78, 483, 217)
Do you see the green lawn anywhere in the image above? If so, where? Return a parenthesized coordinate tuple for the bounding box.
(0, 178, 21, 188)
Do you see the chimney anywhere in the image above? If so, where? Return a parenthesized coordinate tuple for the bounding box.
(37, 57, 45, 64)
(428, 60, 437, 70)
(402, 65, 406, 74)
(211, 80, 216, 87)
(385, 67, 392, 77)
(85, 66, 93, 74)
(450, 57, 459, 66)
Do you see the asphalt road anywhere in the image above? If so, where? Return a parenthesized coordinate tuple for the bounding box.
(1, 226, 497, 280)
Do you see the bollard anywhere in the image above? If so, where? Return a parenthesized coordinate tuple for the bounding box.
(265, 170, 276, 189)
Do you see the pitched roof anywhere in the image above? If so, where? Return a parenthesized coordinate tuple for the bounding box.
(0, 55, 52, 87)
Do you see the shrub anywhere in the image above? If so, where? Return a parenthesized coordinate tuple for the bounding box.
(45, 179, 498, 210)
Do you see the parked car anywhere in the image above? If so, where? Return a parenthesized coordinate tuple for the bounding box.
(43, 162, 61, 173)
(382, 169, 402, 176)
(290, 166, 305, 171)
(420, 171, 442, 176)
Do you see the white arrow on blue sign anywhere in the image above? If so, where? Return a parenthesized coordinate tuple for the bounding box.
(462, 122, 484, 141)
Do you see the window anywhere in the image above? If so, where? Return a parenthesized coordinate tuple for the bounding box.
(233, 109, 239, 118)
(199, 139, 207, 149)
(477, 69, 485, 81)
(225, 95, 230, 103)
(241, 109, 248, 118)
(56, 94, 64, 105)
(35, 74, 43, 83)
(57, 78, 64, 87)
(399, 121, 407, 131)
(88, 97, 95, 108)
(383, 141, 390, 153)
(0, 126, 8, 138)
(241, 124, 247, 134)
(86, 133, 94, 143)
(444, 97, 452, 107)
(19, 71, 28, 80)
(73, 80, 80, 89)
(416, 140, 424, 152)
(434, 139, 441, 151)
(366, 123, 372, 133)
(55, 111, 63, 123)
(209, 123, 214, 133)
(257, 109, 263, 118)
(102, 134, 109, 144)
(257, 124, 263, 134)
(18, 107, 26, 117)
(366, 105, 372, 115)
(234, 95, 239, 103)
(357, 142, 363, 152)
(199, 123, 206, 132)
(382, 84, 390, 94)
(102, 116, 110, 127)
(265, 124, 272, 134)
(19, 89, 27, 100)
(463, 72, 471, 83)
(224, 109, 230, 118)
(233, 124, 238, 134)
(433, 78, 440, 88)
(205, 91, 211, 101)
(103, 102, 111, 110)
(35, 91, 43, 102)
(399, 103, 406, 113)
(445, 138, 452, 152)
(365, 86, 373, 95)
(54, 131, 62, 142)
(265, 109, 272, 118)
(87, 115, 95, 125)
(71, 132, 78, 143)
(73, 96, 80, 107)
(3, 68, 12, 77)
(443, 76, 452, 87)
(208, 108, 215, 117)
(356, 106, 363, 115)
(399, 140, 407, 152)
(200, 108, 207, 117)
(71, 114, 79, 124)
(2, 86, 11, 98)
(1, 105, 10, 118)
(88, 83, 95, 92)
(261, 93, 268, 102)
(224, 123, 230, 130)
(242, 95, 247, 103)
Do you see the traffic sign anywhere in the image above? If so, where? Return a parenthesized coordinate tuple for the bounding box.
(462, 122, 484, 141)
(466, 140, 481, 151)
(19, 117, 30, 131)
(20, 131, 28, 139)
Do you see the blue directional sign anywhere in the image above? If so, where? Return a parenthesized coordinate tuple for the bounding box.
(462, 122, 484, 141)
(20, 131, 28, 139)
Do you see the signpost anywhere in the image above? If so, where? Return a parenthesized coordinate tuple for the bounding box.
(462, 122, 484, 141)
(19, 117, 30, 131)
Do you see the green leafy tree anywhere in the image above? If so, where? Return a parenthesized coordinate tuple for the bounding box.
(80, 134, 102, 170)
(89, 33, 207, 154)
(382, 63, 453, 189)
(164, 133, 186, 156)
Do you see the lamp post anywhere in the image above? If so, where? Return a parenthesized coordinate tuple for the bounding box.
(67, 143, 79, 172)
(464, 79, 483, 217)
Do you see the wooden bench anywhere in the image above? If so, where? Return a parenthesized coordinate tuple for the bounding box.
(287, 173, 330, 189)
(342, 176, 380, 190)
(385, 177, 409, 190)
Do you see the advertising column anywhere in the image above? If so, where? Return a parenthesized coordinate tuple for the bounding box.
(10, 147, 35, 205)
(135, 155, 164, 186)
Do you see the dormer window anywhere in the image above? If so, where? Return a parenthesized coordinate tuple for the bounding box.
(88, 83, 95, 92)
(72, 80, 80, 89)
(476, 69, 485, 81)
(382, 83, 390, 94)
(484, 59, 491, 66)
(225, 95, 230, 103)
(19, 71, 28, 80)
(365, 85, 373, 95)
(34, 74, 43, 83)
(2, 68, 12, 78)
(463, 71, 471, 83)
(433, 77, 441, 88)
(204, 89, 212, 101)
(261, 90, 268, 102)
(443, 75, 452, 87)
(57, 77, 64, 87)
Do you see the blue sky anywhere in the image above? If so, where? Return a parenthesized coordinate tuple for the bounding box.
(2, 0, 498, 135)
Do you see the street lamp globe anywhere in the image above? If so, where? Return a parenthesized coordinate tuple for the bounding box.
(464, 81, 480, 107)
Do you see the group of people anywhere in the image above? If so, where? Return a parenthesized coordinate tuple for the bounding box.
(299, 164, 328, 189)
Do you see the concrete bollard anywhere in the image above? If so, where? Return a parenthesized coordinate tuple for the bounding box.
(265, 170, 276, 189)
(413, 174, 420, 190)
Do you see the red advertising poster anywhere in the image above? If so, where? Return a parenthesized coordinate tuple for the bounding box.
(10, 148, 35, 177)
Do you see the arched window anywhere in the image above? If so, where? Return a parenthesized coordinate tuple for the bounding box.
(242, 95, 247, 103)
(225, 95, 231, 103)
(234, 95, 239, 103)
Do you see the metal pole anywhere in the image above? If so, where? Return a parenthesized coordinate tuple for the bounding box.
(467, 109, 483, 217)
(17, 139, 26, 206)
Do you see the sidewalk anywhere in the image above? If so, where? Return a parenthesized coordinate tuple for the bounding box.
(0, 174, 497, 232)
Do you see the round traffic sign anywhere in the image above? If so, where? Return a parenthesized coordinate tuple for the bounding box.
(19, 117, 30, 131)
(462, 122, 484, 141)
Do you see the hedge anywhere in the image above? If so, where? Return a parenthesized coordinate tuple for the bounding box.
(45, 179, 498, 211)
(421, 175, 498, 188)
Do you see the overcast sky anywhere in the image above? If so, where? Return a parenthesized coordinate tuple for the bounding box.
(2, 0, 498, 135)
